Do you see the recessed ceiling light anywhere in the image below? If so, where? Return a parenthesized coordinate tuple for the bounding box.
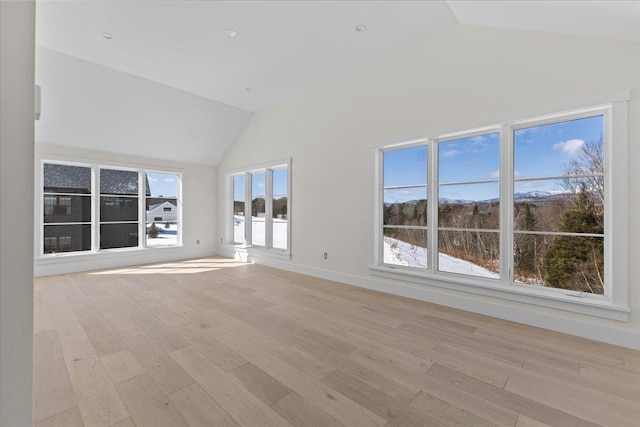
(101, 32, 113, 40)
(355, 24, 366, 32)
(225, 29, 238, 38)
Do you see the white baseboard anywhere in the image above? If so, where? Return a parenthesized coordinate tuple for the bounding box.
(35, 247, 216, 277)
(246, 254, 640, 350)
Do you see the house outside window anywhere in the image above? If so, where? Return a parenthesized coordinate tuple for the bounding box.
(41, 161, 182, 255)
(42, 163, 92, 254)
(372, 97, 629, 320)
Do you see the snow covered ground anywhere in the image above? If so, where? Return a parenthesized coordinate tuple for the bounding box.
(384, 236, 499, 279)
(234, 216, 287, 249)
(146, 223, 178, 246)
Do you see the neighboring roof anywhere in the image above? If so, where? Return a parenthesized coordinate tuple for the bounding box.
(43, 163, 151, 195)
(148, 201, 177, 211)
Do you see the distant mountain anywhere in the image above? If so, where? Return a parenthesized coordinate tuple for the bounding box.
(385, 191, 568, 207)
(438, 198, 474, 205)
(514, 190, 553, 199)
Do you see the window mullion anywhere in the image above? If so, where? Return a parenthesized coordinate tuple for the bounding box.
(501, 124, 513, 286)
(245, 173, 252, 245)
(428, 139, 438, 274)
(139, 171, 145, 248)
(93, 166, 99, 252)
(265, 169, 273, 249)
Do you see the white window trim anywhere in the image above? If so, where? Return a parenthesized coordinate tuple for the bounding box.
(370, 93, 629, 321)
(224, 158, 292, 259)
(36, 155, 184, 261)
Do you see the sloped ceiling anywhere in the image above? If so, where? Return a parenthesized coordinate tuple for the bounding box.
(34, 1, 639, 165)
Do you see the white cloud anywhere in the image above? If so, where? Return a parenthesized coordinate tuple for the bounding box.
(164, 177, 175, 182)
(471, 135, 486, 144)
(147, 177, 158, 182)
(490, 170, 500, 179)
(553, 139, 584, 157)
(441, 149, 460, 158)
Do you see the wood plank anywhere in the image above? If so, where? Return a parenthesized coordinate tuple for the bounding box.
(231, 362, 291, 405)
(321, 370, 447, 427)
(33, 329, 64, 366)
(408, 390, 494, 427)
(120, 334, 195, 395)
(505, 367, 640, 426)
(46, 289, 89, 346)
(163, 315, 247, 371)
(170, 346, 293, 427)
(205, 324, 393, 426)
(61, 339, 130, 426)
(33, 359, 77, 422)
(101, 350, 146, 384)
(516, 414, 553, 427)
(276, 347, 334, 380)
(115, 374, 188, 427)
(272, 392, 345, 427)
(168, 383, 241, 427)
(34, 407, 83, 427)
(112, 418, 137, 427)
(426, 364, 600, 427)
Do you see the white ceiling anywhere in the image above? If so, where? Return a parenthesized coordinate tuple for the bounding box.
(36, 1, 639, 113)
(34, 0, 639, 166)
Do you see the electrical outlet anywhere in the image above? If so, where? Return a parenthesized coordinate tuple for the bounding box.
(220, 238, 223, 244)
(323, 252, 327, 259)
(196, 240, 200, 244)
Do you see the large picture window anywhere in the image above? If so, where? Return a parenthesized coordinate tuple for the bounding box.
(41, 161, 182, 256)
(513, 115, 605, 294)
(228, 160, 290, 254)
(437, 132, 500, 279)
(374, 99, 628, 318)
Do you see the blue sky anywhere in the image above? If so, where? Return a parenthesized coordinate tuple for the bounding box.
(233, 168, 288, 200)
(146, 172, 178, 198)
(384, 115, 603, 202)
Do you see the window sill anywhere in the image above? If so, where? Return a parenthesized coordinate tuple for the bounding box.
(37, 244, 184, 262)
(369, 265, 629, 321)
(221, 243, 291, 261)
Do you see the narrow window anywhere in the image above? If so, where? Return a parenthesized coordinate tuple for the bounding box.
(251, 172, 266, 247)
(145, 172, 180, 247)
(43, 163, 92, 254)
(382, 145, 428, 268)
(272, 167, 288, 250)
(437, 132, 500, 279)
(233, 175, 245, 244)
(100, 168, 139, 249)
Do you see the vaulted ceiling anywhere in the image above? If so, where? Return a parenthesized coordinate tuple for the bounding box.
(35, 1, 640, 165)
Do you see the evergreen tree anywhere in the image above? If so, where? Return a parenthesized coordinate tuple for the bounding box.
(543, 185, 604, 293)
(148, 222, 158, 238)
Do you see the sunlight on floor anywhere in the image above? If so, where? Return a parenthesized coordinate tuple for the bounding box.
(89, 257, 249, 275)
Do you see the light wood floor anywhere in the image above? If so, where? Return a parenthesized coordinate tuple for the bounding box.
(34, 257, 640, 427)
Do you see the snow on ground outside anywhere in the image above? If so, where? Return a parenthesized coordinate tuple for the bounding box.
(234, 216, 287, 249)
(384, 237, 499, 279)
(146, 223, 178, 246)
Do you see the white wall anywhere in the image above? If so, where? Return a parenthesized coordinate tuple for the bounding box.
(35, 144, 218, 276)
(218, 25, 640, 348)
(35, 47, 252, 166)
(0, 2, 35, 425)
